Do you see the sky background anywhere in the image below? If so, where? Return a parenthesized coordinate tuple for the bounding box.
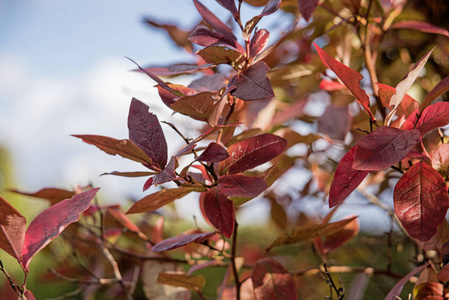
(0, 0, 392, 230)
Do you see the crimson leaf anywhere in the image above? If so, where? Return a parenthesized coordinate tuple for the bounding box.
(353, 127, 420, 171)
(152, 231, 217, 252)
(193, 0, 236, 41)
(314, 43, 374, 121)
(189, 26, 240, 50)
(218, 174, 267, 197)
(420, 75, 449, 112)
(128, 98, 168, 170)
(415, 102, 449, 136)
(329, 146, 369, 208)
(219, 133, 287, 174)
(152, 156, 179, 186)
(249, 29, 270, 58)
(216, 0, 238, 18)
(394, 162, 449, 241)
(196, 142, 229, 163)
(203, 188, 235, 238)
(229, 61, 274, 101)
(22, 188, 100, 270)
(0, 196, 26, 260)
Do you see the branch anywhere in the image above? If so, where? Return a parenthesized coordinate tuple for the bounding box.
(230, 220, 241, 300)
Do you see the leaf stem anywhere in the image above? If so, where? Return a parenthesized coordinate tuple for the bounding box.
(230, 220, 241, 300)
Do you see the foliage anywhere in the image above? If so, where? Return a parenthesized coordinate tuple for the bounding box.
(2, 0, 449, 299)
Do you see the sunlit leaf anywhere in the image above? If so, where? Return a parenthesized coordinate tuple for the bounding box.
(394, 162, 449, 241)
(250, 29, 270, 58)
(22, 188, 100, 270)
(9, 188, 75, 205)
(170, 92, 216, 122)
(415, 102, 449, 135)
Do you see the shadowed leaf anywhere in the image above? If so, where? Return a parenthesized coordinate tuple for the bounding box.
(252, 258, 296, 300)
(229, 62, 274, 101)
(420, 75, 449, 113)
(9, 188, 75, 205)
(203, 188, 235, 238)
(128, 98, 168, 170)
(219, 133, 287, 174)
(152, 231, 217, 252)
(22, 188, 100, 270)
(218, 174, 267, 197)
(196, 142, 229, 163)
(0, 196, 26, 260)
(353, 127, 420, 171)
(298, 0, 319, 22)
(391, 20, 449, 37)
(197, 46, 245, 66)
(73, 135, 153, 166)
(329, 146, 369, 208)
(394, 162, 449, 241)
(193, 0, 235, 41)
(141, 63, 214, 76)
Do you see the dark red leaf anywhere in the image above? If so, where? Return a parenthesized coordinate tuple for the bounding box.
(196, 142, 229, 163)
(100, 171, 156, 178)
(391, 21, 449, 37)
(141, 63, 214, 76)
(415, 102, 449, 135)
(152, 231, 217, 252)
(175, 142, 197, 157)
(193, 0, 235, 40)
(229, 61, 274, 101)
(420, 75, 449, 113)
(126, 187, 199, 214)
(197, 46, 245, 66)
(394, 162, 449, 241)
(9, 188, 75, 205)
(329, 146, 369, 208)
(219, 133, 287, 174)
(218, 174, 267, 197)
(73, 135, 153, 166)
(152, 156, 179, 185)
(250, 29, 270, 58)
(145, 18, 193, 52)
(260, 0, 282, 16)
(252, 258, 297, 300)
(128, 98, 168, 170)
(157, 84, 197, 107)
(188, 74, 227, 92)
(203, 188, 235, 238)
(170, 92, 216, 122)
(216, 0, 238, 17)
(314, 43, 374, 121)
(188, 26, 240, 50)
(22, 188, 100, 270)
(143, 177, 154, 192)
(297, 0, 319, 22)
(353, 127, 420, 171)
(0, 196, 26, 260)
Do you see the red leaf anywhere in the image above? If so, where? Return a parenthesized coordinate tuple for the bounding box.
(216, 0, 238, 17)
(0, 196, 26, 260)
(73, 135, 153, 166)
(260, 0, 282, 16)
(415, 102, 449, 136)
(126, 187, 197, 214)
(128, 98, 168, 170)
(315, 215, 359, 255)
(22, 188, 99, 270)
(218, 174, 267, 197)
(196, 142, 229, 163)
(329, 146, 369, 208)
(100, 171, 156, 178)
(106, 207, 142, 234)
(319, 79, 345, 91)
(9, 188, 75, 205)
(297, 0, 319, 22)
(353, 127, 420, 171)
(157, 84, 197, 107)
(229, 62, 274, 101)
(143, 177, 154, 192)
(170, 92, 216, 122)
(152, 231, 217, 252)
(420, 75, 449, 113)
(385, 264, 426, 300)
(250, 29, 270, 58)
(189, 74, 227, 92)
(252, 258, 296, 300)
(189, 26, 240, 49)
(219, 133, 287, 174)
(394, 162, 449, 241)
(377, 83, 419, 118)
(391, 21, 449, 37)
(144, 18, 193, 52)
(431, 143, 449, 173)
(141, 63, 214, 76)
(203, 188, 235, 238)
(193, 0, 236, 41)
(314, 43, 374, 121)
(152, 156, 179, 185)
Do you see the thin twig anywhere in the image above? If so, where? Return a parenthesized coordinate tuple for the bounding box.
(230, 221, 241, 300)
(0, 260, 23, 297)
